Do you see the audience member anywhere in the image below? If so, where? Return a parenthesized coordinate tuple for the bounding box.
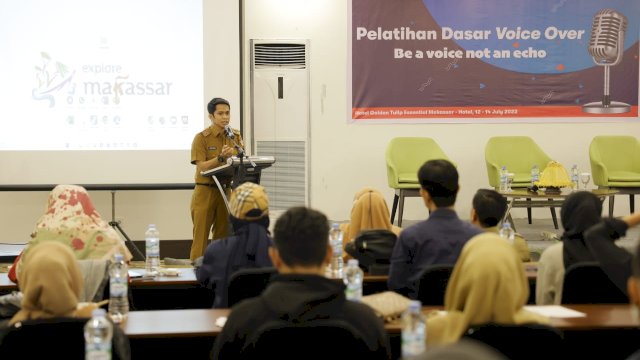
(196, 182, 273, 308)
(537, 191, 636, 305)
(388, 160, 481, 298)
(10, 242, 99, 325)
(211, 206, 389, 359)
(470, 189, 530, 261)
(427, 233, 548, 346)
(9, 184, 131, 283)
(341, 187, 401, 251)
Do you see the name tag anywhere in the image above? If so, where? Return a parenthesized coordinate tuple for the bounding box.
(207, 146, 217, 150)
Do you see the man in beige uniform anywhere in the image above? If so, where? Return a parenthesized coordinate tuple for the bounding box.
(190, 97, 243, 260)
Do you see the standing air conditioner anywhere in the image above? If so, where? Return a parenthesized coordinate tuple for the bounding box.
(250, 39, 310, 210)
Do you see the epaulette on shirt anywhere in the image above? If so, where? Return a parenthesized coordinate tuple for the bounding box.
(201, 128, 212, 137)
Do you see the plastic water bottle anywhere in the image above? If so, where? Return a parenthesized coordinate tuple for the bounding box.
(108, 253, 129, 323)
(329, 223, 344, 279)
(344, 259, 364, 302)
(530, 164, 540, 187)
(84, 308, 113, 360)
(145, 224, 160, 277)
(499, 166, 508, 192)
(571, 164, 579, 189)
(499, 222, 515, 244)
(402, 300, 426, 358)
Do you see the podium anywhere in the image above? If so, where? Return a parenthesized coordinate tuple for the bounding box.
(200, 155, 276, 214)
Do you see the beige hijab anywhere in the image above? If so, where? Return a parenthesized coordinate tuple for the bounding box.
(427, 233, 548, 346)
(10, 242, 90, 325)
(341, 187, 401, 247)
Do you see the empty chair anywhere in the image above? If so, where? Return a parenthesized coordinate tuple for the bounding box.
(227, 267, 277, 307)
(485, 136, 557, 227)
(416, 264, 454, 305)
(0, 317, 131, 359)
(242, 319, 386, 359)
(464, 323, 564, 360)
(589, 135, 640, 216)
(561, 261, 628, 304)
(385, 137, 452, 226)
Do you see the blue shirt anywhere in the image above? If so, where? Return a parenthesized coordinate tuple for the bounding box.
(387, 208, 482, 298)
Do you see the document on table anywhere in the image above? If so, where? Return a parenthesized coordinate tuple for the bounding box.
(523, 305, 586, 318)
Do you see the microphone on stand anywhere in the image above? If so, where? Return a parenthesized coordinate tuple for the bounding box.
(223, 125, 235, 139)
(582, 9, 630, 114)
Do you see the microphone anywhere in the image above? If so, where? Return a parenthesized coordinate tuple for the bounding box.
(587, 9, 627, 66)
(583, 9, 630, 114)
(223, 125, 235, 139)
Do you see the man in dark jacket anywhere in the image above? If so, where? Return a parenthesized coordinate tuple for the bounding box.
(211, 207, 390, 359)
(195, 182, 272, 308)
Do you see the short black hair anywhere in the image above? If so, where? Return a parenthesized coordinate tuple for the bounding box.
(273, 207, 329, 267)
(207, 97, 230, 114)
(472, 189, 508, 227)
(418, 159, 459, 207)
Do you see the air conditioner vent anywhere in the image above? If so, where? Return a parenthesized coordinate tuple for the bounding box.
(253, 43, 306, 69)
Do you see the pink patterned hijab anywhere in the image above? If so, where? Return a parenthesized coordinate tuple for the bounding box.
(17, 185, 132, 275)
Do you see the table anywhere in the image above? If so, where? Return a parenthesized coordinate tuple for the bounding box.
(500, 188, 618, 231)
(119, 304, 640, 359)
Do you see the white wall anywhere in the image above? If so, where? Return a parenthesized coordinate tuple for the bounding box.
(0, 0, 638, 245)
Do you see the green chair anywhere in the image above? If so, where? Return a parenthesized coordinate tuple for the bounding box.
(485, 136, 558, 228)
(385, 137, 451, 227)
(589, 136, 640, 216)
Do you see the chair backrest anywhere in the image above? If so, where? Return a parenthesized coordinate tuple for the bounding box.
(589, 136, 640, 186)
(0, 317, 131, 359)
(464, 323, 564, 360)
(243, 319, 376, 359)
(385, 137, 450, 188)
(561, 261, 628, 304)
(227, 267, 277, 307)
(484, 136, 552, 188)
(416, 264, 454, 305)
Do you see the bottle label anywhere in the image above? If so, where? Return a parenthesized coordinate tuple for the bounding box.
(146, 239, 160, 257)
(86, 344, 112, 360)
(110, 278, 127, 297)
(402, 331, 426, 356)
(345, 284, 362, 301)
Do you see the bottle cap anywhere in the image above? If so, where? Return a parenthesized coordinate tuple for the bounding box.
(503, 222, 511, 228)
(331, 223, 340, 229)
(148, 224, 156, 228)
(92, 308, 106, 317)
(114, 253, 123, 262)
(409, 300, 422, 310)
(348, 259, 358, 267)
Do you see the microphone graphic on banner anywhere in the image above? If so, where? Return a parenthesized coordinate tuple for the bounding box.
(583, 9, 630, 114)
(223, 125, 235, 139)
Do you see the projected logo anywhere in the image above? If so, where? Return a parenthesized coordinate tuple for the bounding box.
(32, 52, 75, 107)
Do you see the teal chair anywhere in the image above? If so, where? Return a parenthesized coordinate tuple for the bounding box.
(590, 136, 640, 216)
(385, 137, 451, 226)
(485, 136, 557, 228)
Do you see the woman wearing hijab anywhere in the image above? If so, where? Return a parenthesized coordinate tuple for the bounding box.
(195, 182, 273, 308)
(341, 187, 401, 255)
(536, 191, 635, 305)
(427, 233, 548, 346)
(10, 242, 99, 325)
(8, 184, 132, 283)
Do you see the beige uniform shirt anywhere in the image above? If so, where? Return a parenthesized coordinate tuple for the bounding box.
(191, 125, 244, 184)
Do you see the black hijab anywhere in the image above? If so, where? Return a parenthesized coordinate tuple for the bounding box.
(561, 191, 603, 269)
(561, 191, 632, 295)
